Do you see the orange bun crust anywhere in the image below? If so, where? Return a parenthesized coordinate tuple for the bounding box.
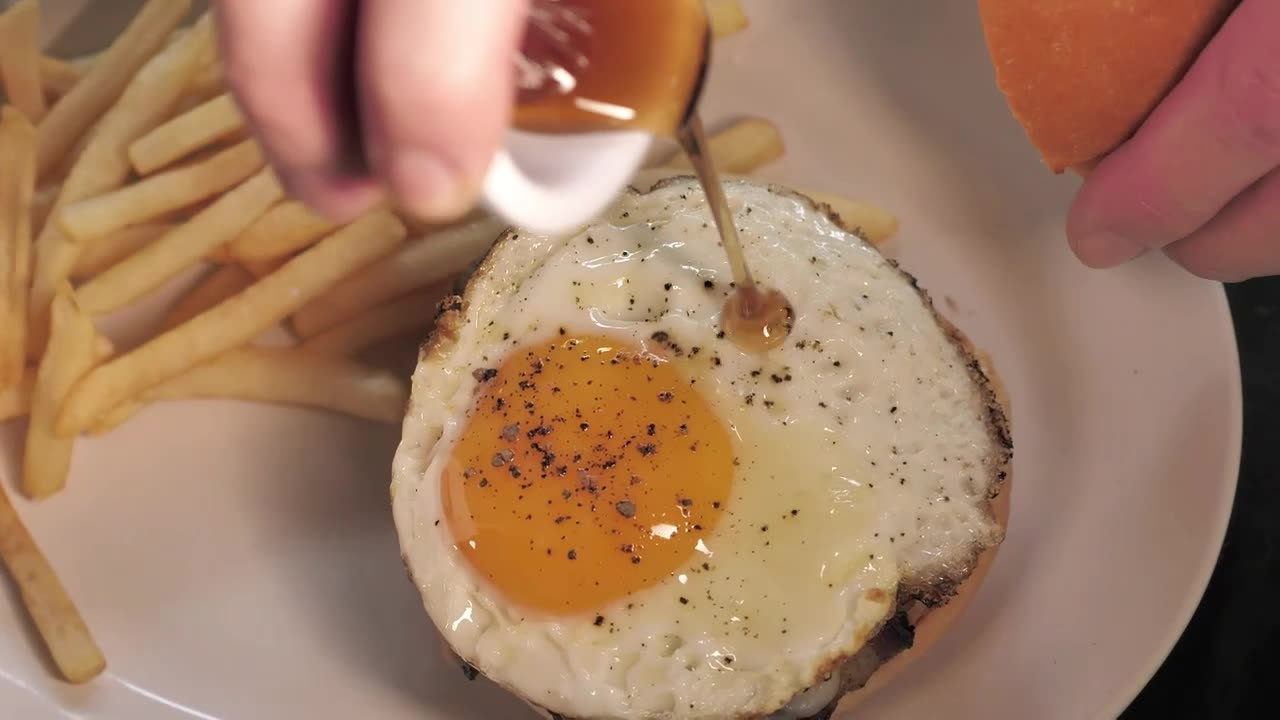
(978, 0, 1240, 174)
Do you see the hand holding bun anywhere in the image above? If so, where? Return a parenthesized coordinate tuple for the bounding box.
(982, 0, 1280, 282)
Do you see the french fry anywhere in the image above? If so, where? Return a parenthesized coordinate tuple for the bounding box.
(69, 223, 174, 280)
(35, 0, 194, 181)
(57, 211, 408, 435)
(40, 57, 82, 100)
(87, 399, 143, 436)
(300, 285, 450, 356)
(140, 348, 409, 424)
(292, 216, 505, 337)
(0, 368, 34, 421)
(241, 257, 287, 279)
(76, 167, 282, 316)
(798, 189, 900, 246)
(227, 200, 343, 263)
(707, 0, 749, 38)
(0, 108, 35, 393)
(159, 264, 255, 332)
(656, 117, 785, 174)
(59, 139, 265, 242)
(24, 292, 99, 499)
(0, 484, 107, 684)
(180, 60, 224, 110)
(28, 13, 209, 355)
(31, 184, 58, 234)
(0, 0, 46, 121)
(128, 93, 247, 175)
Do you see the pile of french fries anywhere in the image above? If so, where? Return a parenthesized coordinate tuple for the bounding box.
(0, 0, 896, 688)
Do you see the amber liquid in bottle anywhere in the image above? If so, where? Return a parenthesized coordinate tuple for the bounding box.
(515, 0, 794, 352)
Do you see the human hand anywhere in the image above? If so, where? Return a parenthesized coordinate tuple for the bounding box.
(212, 0, 528, 223)
(1066, 0, 1279, 282)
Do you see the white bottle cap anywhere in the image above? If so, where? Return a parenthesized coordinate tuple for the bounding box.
(481, 128, 654, 235)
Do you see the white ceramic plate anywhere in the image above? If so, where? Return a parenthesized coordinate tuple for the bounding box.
(0, 1, 1242, 718)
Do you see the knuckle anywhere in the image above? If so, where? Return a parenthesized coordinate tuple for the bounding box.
(1218, 58, 1280, 156)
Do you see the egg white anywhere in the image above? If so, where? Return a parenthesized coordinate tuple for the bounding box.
(392, 178, 1005, 719)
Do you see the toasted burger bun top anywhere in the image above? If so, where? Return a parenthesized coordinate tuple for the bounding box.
(978, 0, 1240, 173)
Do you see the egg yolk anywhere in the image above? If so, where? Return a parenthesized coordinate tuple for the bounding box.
(442, 333, 733, 615)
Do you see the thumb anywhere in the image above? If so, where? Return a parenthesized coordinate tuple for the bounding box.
(358, 0, 530, 222)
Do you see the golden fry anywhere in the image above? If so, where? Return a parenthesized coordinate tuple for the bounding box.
(139, 348, 410, 424)
(227, 200, 343, 263)
(160, 264, 255, 332)
(69, 223, 174, 280)
(0, 0, 46, 121)
(76, 167, 282, 316)
(59, 139, 265, 242)
(24, 292, 98, 499)
(28, 13, 209, 355)
(0, 368, 33, 421)
(0, 107, 35, 393)
(292, 215, 504, 337)
(300, 285, 450, 356)
(799, 189, 900, 247)
(179, 60, 224, 111)
(35, 0, 194, 181)
(655, 117, 785, 174)
(129, 93, 247, 175)
(58, 211, 408, 435)
(707, 0, 749, 38)
(0, 485, 107, 684)
(39, 57, 82, 100)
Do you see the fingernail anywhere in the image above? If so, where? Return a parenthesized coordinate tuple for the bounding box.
(1074, 229, 1147, 269)
(387, 148, 473, 221)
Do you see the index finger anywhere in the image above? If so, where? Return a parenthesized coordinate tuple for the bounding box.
(213, 0, 379, 220)
(1066, 0, 1280, 267)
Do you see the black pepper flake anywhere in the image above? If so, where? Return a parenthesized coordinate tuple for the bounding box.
(663, 283, 673, 291)
(460, 663, 479, 681)
(716, 330, 726, 339)
(678, 597, 689, 605)
(615, 500, 636, 518)
(567, 550, 577, 560)
(678, 498, 693, 507)
(472, 368, 497, 382)
(646, 423, 656, 436)
(621, 543, 634, 553)
(703, 279, 714, 289)
(579, 422, 589, 430)
(478, 478, 489, 488)
(658, 391, 674, 402)
(638, 443, 656, 456)
(890, 406, 898, 414)
(652, 331, 670, 343)
(594, 615, 605, 626)
(761, 525, 769, 532)
(491, 449, 514, 466)
(712, 501, 721, 509)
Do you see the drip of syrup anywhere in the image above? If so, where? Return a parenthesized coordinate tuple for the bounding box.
(515, 0, 795, 352)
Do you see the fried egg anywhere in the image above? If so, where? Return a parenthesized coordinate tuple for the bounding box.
(391, 178, 1010, 719)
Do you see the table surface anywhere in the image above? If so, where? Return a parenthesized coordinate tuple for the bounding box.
(1123, 277, 1278, 718)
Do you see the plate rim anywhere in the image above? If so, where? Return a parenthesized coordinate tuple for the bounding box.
(1102, 282, 1243, 717)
